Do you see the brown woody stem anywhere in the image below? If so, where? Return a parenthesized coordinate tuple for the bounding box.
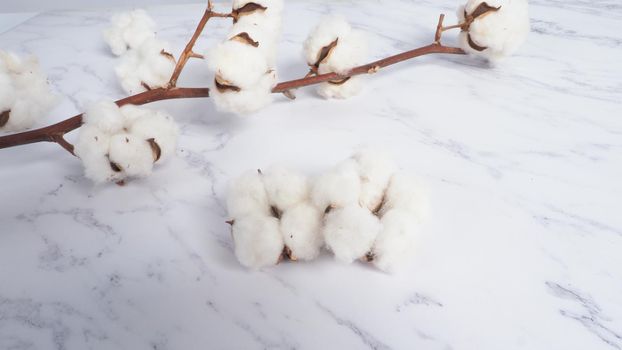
(0, 12, 464, 154)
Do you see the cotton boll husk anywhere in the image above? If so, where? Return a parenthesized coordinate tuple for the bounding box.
(303, 16, 352, 67)
(210, 70, 276, 114)
(115, 38, 176, 94)
(108, 133, 155, 178)
(227, 170, 272, 219)
(206, 40, 269, 89)
(228, 22, 278, 66)
(103, 9, 156, 56)
(378, 173, 430, 222)
(323, 205, 381, 263)
(74, 125, 121, 184)
(311, 159, 361, 211)
(317, 29, 367, 76)
(351, 148, 398, 211)
(83, 100, 125, 134)
(126, 108, 179, 162)
(232, 216, 284, 269)
(233, 0, 284, 14)
(261, 165, 309, 211)
(372, 209, 419, 272)
(233, 0, 284, 29)
(457, 0, 530, 61)
(316, 76, 364, 100)
(280, 202, 323, 260)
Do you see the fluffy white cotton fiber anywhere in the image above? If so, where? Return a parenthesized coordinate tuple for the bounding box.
(311, 159, 361, 212)
(351, 149, 398, 211)
(0, 51, 57, 132)
(207, 0, 282, 115)
(261, 165, 309, 211)
(227, 170, 272, 219)
(457, 0, 530, 61)
(372, 209, 419, 272)
(74, 101, 179, 184)
(232, 216, 284, 268)
(103, 9, 156, 56)
(303, 16, 368, 99)
(323, 205, 381, 263)
(280, 202, 323, 260)
(115, 38, 176, 94)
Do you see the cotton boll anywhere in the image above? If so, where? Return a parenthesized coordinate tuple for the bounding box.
(303, 16, 352, 67)
(232, 215, 284, 269)
(317, 29, 367, 76)
(457, 0, 530, 61)
(311, 159, 361, 211)
(210, 70, 276, 114)
(233, 0, 284, 14)
(280, 202, 323, 260)
(125, 108, 179, 162)
(0, 51, 57, 132)
(108, 133, 155, 178)
(378, 173, 429, 222)
(261, 165, 309, 211)
(372, 209, 419, 272)
(351, 148, 398, 211)
(316, 76, 364, 100)
(207, 40, 269, 90)
(103, 9, 156, 56)
(227, 170, 271, 219)
(83, 100, 124, 134)
(115, 38, 176, 94)
(323, 205, 381, 263)
(74, 125, 122, 184)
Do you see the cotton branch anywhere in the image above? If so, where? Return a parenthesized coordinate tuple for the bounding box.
(0, 13, 464, 153)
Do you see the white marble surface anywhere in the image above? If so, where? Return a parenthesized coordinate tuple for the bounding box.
(1, 1, 622, 349)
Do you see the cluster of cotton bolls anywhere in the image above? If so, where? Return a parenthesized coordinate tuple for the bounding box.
(456, 0, 530, 61)
(303, 16, 368, 99)
(227, 150, 429, 272)
(103, 9, 176, 94)
(73, 100, 179, 184)
(0, 51, 57, 132)
(205, 0, 283, 114)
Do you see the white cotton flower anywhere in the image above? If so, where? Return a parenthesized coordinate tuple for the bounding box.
(115, 38, 176, 95)
(103, 9, 156, 56)
(303, 16, 368, 99)
(457, 0, 530, 61)
(207, 40, 269, 90)
(280, 202, 323, 260)
(261, 165, 309, 211)
(232, 215, 284, 269)
(351, 148, 398, 211)
(74, 102, 178, 184)
(227, 169, 272, 219)
(323, 205, 381, 263)
(303, 16, 352, 67)
(372, 209, 419, 272)
(0, 51, 57, 132)
(378, 173, 429, 222)
(311, 159, 361, 212)
(210, 69, 276, 115)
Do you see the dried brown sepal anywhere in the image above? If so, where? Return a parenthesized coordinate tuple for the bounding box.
(283, 90, 296, 100)
(109, 161, 122, 172)
(467, 33, 487, 51)
(0, 110, 10, 128)
(313, 38, 339, 68)
(225, 219, 235, 225)
(324, 205, 334, 214)
(214, 76, 241, 93)
(461, 2, 501, 31)
(230, 32, 260, 47)
(141, 82, 152, 91)
(257, 168, 263, 175)
(327, 77, 351, 85)
(282, 246, 297, 261)
(160, 50, 176, 61)
(363, 251, 375, 262)
(232, 2, 267, 23)
(146, 138, 161, 162)
(372, 195, 386, 216)
(270, 205, 282, 219)
(116, 180, 126, 186)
